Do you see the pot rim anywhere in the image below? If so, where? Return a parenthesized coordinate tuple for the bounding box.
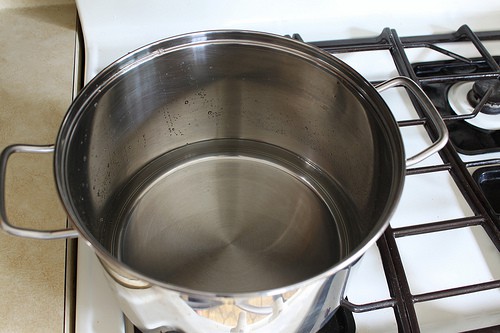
(55, 29, 405, 298)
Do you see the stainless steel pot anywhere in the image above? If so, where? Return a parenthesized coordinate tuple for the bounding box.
(0, 30, 447, 332)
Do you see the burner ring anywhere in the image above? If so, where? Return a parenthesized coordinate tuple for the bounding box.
(448, 82, 500, 131)
(466, 79, 500, 115)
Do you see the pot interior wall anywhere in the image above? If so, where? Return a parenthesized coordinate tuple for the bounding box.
(62, 37, 400, 292)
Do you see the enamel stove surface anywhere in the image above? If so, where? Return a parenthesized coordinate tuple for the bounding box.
(73, 2, 500, 332)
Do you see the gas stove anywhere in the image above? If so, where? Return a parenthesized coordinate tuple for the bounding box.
(312, 27, 500, 332)
(69, 2, 500, 332)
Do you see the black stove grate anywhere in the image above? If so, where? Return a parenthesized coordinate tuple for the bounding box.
(309, 25, 500, 333)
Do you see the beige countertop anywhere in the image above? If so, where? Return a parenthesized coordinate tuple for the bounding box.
(0, 2, 76, 332)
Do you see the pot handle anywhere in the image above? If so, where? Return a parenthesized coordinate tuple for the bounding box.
(0, 144, 79, 239)
(375, 76, 449, 167)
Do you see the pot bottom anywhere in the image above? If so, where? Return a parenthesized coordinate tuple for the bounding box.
(108, 139, 353, 293)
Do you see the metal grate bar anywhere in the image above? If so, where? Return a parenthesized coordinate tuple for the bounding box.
(392, 216, 485, 237)
(310, 28, 392, 53)
(413, 280, 500, 303)
(405, 163, 452, 175)
(376, 230, 415, 332)
(466, 158, 500, 168)
(454, 25, 500, 71)
(400, 28, 500, 45)
(341, 298, 397, 313)
(418, 72, 500, 84)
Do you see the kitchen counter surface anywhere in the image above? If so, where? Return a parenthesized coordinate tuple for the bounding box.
(0, 1, 76, 332)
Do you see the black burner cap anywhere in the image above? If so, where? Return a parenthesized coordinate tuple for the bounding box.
(467, 79, 500, 115)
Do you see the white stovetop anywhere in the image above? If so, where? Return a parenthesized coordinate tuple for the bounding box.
(74, 1, 500, 332)
(76, 0, 500, 80)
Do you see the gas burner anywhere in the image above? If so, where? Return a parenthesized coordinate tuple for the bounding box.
(448, 82, 500, 131)
(467, 79, 500, 115)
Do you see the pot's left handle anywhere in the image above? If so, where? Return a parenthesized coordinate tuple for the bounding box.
(0, 144, 79, 240)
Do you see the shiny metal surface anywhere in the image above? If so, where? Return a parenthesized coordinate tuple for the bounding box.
(113, 139, 349, 293)
(58, 31, 406, 264)
(108, 265, 350, 333)
(0, 144, 79, 239)
(3, 30, 415, 332)
(56, 30, 407, 332)
(375, 77, 449, 167)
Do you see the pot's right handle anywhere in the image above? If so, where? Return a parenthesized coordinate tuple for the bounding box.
(0, 144, 79, 239)
(375, 76, 449, 167)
